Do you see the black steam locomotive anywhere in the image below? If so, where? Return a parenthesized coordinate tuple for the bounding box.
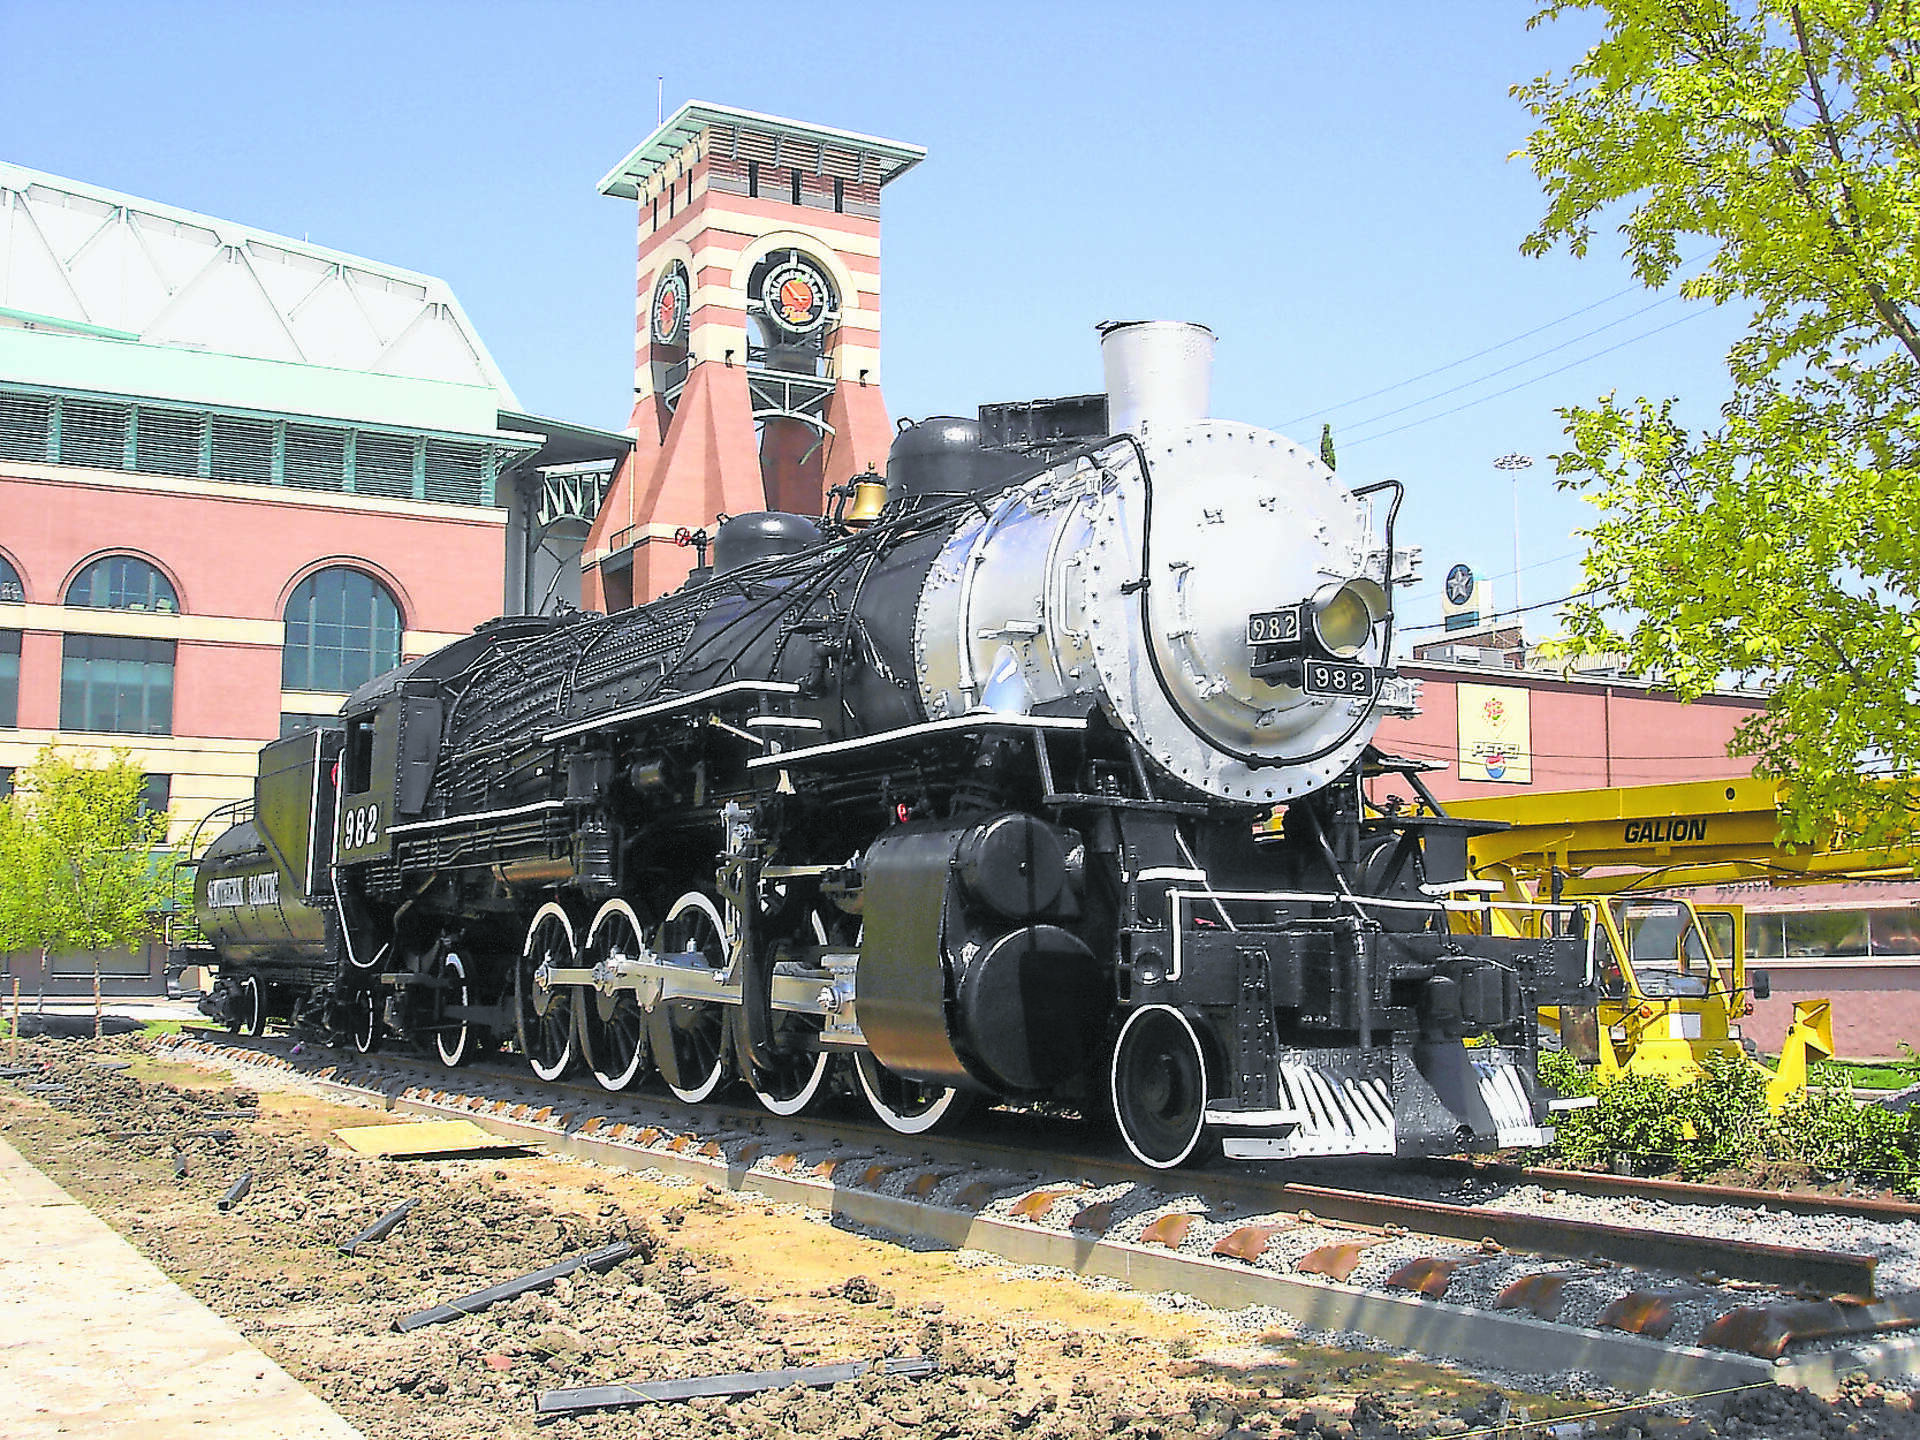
(191, 323, 1588, 1168)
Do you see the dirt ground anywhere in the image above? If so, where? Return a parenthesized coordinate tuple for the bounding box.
(4, 1035, 1919, 1440)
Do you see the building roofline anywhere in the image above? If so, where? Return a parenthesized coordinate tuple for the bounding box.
(0, 160, 523, 411)
(1399, 658, 1770, 705)
(596, 100, 925, 200)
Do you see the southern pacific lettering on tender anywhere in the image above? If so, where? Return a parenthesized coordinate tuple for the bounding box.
(1622, 818, 1710, 844)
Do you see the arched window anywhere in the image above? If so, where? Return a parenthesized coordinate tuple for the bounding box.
(66, 555, 177, 612)
(0, 554, 22, 604)
(282, 568, 402, 693)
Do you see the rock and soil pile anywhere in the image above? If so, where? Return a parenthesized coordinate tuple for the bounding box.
(5, 1035, 1920, 1440)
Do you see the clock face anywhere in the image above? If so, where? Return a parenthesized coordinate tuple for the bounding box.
(759, 254, 835, 336)
(1444, 564, 1475, 606)
(652, 264, 689, 346)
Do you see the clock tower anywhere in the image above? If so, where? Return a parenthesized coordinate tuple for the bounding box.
(584, 102, 924, 608)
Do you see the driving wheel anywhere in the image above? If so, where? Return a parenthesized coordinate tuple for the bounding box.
(578, 899, 651, 1092)
(516, 903, 578, 1081)
(647, 891, 733, 1104)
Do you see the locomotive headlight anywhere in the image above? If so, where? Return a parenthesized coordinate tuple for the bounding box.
(1310, 578, 1390, 658)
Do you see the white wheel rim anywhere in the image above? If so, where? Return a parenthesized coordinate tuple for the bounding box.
(520, 904, 576, 1081)
(583, 900, 648, 1091)
(660, 891, 729, 1103)
(854, 1051, 966, 1135)
(434, 953, 470, 1068)
(243, 977, 263, 1036)
(352, 989, 377, 1053)
(749, 911, 830, 1116)
(1111, 1004, 1209, 1169)
(751, 1051, 832, 1116)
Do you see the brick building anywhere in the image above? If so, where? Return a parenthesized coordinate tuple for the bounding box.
(0, 161, 626, 992)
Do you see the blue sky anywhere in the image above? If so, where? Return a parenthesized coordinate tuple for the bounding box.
(0, 1, 1746, 637)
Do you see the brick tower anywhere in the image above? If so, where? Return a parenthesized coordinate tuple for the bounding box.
(583, 102, 924, 609)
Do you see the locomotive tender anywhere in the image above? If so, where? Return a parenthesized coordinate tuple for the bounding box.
(193, 322, 1589, 1168)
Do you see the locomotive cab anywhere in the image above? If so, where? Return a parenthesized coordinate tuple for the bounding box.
(335, 688, 441, 863)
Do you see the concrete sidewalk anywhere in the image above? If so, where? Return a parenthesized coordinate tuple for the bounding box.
(0, 1137, 364, 1439)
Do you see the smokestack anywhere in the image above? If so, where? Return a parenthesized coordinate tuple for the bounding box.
(1098, 320, 1215, 437)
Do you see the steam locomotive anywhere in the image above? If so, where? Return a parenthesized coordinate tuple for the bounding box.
(191, 322, 1589, 1168)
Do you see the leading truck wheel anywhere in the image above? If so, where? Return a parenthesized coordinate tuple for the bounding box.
(853, 1051, 973, 1135)
(517, 904, 578, 1082)
(1111, 1005, 1217, 1169)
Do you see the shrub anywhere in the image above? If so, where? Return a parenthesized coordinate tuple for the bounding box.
(1765, 1087, 1920, 1192)
(1537, 1052, 1873, 1180)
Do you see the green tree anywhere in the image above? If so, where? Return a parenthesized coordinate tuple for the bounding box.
(1515, 0, 1920, 844)
(1320, 423, 1338, 472)
(3, 747, 175, 1004)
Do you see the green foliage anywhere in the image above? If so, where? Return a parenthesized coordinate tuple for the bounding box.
(0, 746, 176, 968)
(1545, 1054, 1920, 1189)
(1546, 1053, 1768, 1176)
(1319, 423, 1337, 471)
(1516, 0, 1920, 845)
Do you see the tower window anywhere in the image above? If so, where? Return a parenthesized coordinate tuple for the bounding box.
(651, 198, 658, 233)
(790, 169, 802, 205)
(748, 161, 759, 198)
(834, 177, 844, 213)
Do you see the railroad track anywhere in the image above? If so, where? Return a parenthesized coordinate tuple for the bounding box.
(152, 1030, 1920, 1394)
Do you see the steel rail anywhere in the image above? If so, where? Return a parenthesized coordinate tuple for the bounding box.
(170, 1031, 1877, 1295)
(1423, 1157, 1920, 1226)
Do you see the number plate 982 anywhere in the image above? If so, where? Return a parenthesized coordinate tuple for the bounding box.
(1302, 661, 1380, 699)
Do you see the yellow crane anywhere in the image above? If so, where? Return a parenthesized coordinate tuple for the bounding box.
(1437, 778, 1865, 1109)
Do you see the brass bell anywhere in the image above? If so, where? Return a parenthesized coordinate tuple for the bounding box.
(845, 478, 888, 527)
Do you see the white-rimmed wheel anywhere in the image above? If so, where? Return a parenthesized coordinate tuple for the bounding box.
(517, 904, 578, 1082)
(433, 950, 476, 1068)
(853, 1051, 973, 1135)
(1110, 1004, 1217, 1169)
(226, 975, 266, 1037)
(348, 985, 381, 1054)
(648, 891, 733, 1104)
(747, 911, 832, 1117)
(579, 899, 651, 1092)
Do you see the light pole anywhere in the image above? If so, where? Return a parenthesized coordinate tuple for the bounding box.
(1494, 453, 1534, 620)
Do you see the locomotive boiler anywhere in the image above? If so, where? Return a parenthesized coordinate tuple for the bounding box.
(193, 321, 1590, 1168)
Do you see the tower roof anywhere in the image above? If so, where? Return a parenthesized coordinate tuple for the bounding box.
(597, 101, 925, 201)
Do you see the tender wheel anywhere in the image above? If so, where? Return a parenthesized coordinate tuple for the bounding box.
(1111, 1004, 1217, 1169)
(747, 912, 832, 1117)
(433, 950, 476, 1068)
(517, 904, 578, 1082)
(853, 1051, 973, 1135)
(648, 891, 733, 1104)
(348, 985, 381, 1054)
(579, 900, 651, 1092)
(226, 975, 266, 1038)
